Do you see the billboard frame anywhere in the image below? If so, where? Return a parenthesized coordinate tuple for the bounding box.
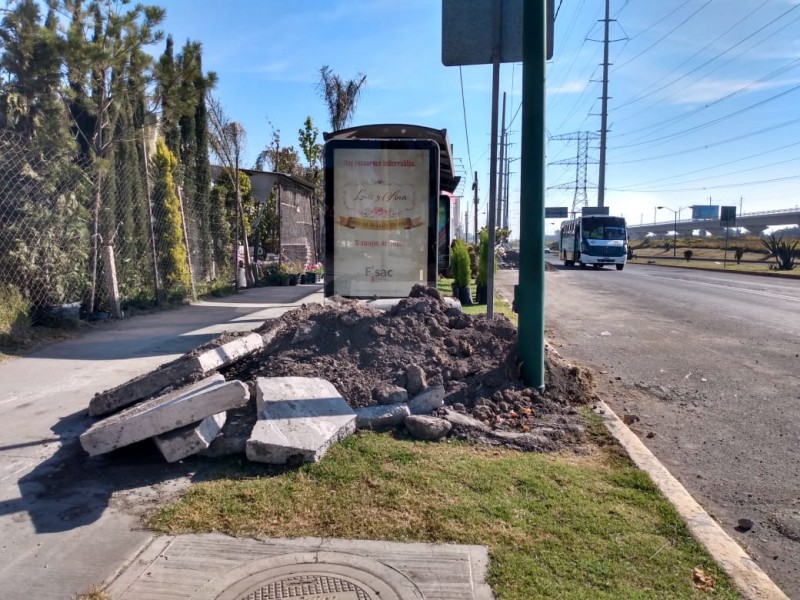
(324, 138, 440, 299)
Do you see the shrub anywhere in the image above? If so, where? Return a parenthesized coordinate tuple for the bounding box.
(0, 284, 30, 337)
(451, 239, 471, 287)
(683, 249, 693, 261)
(761, 233, 798, 271)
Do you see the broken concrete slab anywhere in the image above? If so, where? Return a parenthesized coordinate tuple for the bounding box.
(88, 332, 266, 417)
(154, 412, 227, 463)
(246, 377, 355, 465)
(80, 375, 250, 456)
(255, 376, 342, 414)
(408, 385, 445, 415)
(355, 403, 410, 430)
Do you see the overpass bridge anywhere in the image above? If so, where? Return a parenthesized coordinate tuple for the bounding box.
(627, 207, 800, 239)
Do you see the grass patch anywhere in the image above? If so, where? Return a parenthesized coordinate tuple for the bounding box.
(147, 433, 739, 599)
(437, 277, 518, 325)
(72, 585, 109, 600)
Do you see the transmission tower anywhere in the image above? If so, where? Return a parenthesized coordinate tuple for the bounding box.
(548, 131, 598, 214)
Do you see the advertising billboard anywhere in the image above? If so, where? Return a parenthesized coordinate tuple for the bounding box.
(692, 205, 719, 220)
(324, 139, 439, 298)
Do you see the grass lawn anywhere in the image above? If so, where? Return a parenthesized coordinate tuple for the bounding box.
(147, 421, 739, 599)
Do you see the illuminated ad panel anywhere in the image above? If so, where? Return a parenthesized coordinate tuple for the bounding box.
(324, 139, 439, 298)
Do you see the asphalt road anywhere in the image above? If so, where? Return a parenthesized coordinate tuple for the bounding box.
(497, 262, 800, 597)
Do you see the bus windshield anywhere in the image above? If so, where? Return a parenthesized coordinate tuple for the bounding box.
(582, 217, 626, 241)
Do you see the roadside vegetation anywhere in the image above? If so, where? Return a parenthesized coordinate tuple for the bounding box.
(629, 233, 799, 276)
(147, 427, 739, 599)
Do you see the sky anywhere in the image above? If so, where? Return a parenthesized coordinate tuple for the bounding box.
(153, 0, 800, 237)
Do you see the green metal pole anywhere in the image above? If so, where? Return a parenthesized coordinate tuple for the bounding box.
(518, 0, 546, 391)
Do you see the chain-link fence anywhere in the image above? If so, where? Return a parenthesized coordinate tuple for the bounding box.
(0, 127, 248, 323)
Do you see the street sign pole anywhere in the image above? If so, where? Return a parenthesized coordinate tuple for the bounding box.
(518, 0, 546, 391)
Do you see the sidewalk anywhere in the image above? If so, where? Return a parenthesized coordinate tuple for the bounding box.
(0, 284, 323, 599)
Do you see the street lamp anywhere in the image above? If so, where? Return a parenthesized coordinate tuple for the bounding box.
(657, 206, 681, 257)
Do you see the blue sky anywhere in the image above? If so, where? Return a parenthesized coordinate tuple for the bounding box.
(155, 0, 800, 237)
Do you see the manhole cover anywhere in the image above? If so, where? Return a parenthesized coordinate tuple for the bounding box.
(192, 552, 424, 600)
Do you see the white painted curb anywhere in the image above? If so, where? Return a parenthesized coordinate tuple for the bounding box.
(596, 400, 789, 600)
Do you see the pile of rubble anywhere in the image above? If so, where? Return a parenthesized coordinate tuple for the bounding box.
(79, 286, 595, 466)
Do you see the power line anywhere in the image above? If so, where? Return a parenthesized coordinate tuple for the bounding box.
(611, 82, 800, 150)
(458, 66, 473, 176)
(612, 0, 711, 73)
(609, 174, 800, 193)
(613, 1, 798, 114)
(609, 116, 800, 164)
(612, 54, 800, 143)
(615, 139, 800, 188)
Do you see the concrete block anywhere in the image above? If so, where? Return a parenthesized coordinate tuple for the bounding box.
(408, 385, 445, 415)
(80, 375, 250, 456)
(355, 403, 411, 430)
(246, 377, 355, 465)
(255, 376, 342, 414)
(154, 412, 227, 463)
(88, 333, 264, 417)
(194, 332, 264, 373)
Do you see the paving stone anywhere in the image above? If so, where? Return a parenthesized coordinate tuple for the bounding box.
(407, 385, 445, 414)
(88, 333, 265, 417)
(355, 403, 411, 430)
(80, 375, 250, 456)
(154, 412, 227, 463)
(246, 377, 356, 465)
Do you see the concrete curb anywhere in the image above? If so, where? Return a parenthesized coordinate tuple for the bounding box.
(595, 400, 789, 600)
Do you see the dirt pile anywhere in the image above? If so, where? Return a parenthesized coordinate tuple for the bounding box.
(221, 285, 595, 451)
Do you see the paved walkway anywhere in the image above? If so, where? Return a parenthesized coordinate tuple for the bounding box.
(0, 285, 323, 598)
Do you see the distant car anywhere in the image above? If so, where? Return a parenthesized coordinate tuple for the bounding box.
(544, 247, 552, 254)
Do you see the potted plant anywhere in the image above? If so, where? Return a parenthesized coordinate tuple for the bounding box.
(303, 261, 324, 283)
(451, 239, 472, 306)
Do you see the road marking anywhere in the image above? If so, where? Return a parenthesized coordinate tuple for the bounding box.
(638, 271, 800, 303)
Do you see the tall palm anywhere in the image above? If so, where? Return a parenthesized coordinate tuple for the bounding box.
(316, 65, 367, 132)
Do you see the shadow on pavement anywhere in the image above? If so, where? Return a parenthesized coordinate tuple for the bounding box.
(0, 409, 196, 533)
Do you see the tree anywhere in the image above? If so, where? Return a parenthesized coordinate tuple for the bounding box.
(206, 94, 254, 286)
(151, 139, 190, 299)
(60, 0, 165, 313)
(255, 123, 302, 174)
(316, 64, 366, 132)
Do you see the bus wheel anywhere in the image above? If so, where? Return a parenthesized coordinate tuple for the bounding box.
(616, 264, 624, 271)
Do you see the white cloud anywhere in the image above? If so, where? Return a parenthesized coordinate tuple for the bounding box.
(666, 77, 800, 105)
(547, 81, 587, 95)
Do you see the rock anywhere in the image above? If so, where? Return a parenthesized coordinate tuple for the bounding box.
(441, 408, 490, 432)
(405, 415, 452, 441)
(622, 414, 640, 425)
(80, 376, 250, 456)
(154, 412, 226, 463)
(372, 384, 408, 405)
(292, 322, 320, 344)
(354, 403, 411, 430)
(370, 324, 387, 337)
(405, 364, 427, 395)
(407, 385, 445, 415)
(736, 518, 754, 533)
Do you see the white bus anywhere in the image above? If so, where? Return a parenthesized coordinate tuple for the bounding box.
(560, 215, 628, 270)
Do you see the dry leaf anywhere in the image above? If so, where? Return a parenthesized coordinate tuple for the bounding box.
(693, 566, 715, 592)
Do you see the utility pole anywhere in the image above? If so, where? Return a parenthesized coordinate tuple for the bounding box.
(464, 209, 469, 242)
(472, 172, 478, 244)
(597, 0, 611, 208)
(497, 93, 507, 230)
